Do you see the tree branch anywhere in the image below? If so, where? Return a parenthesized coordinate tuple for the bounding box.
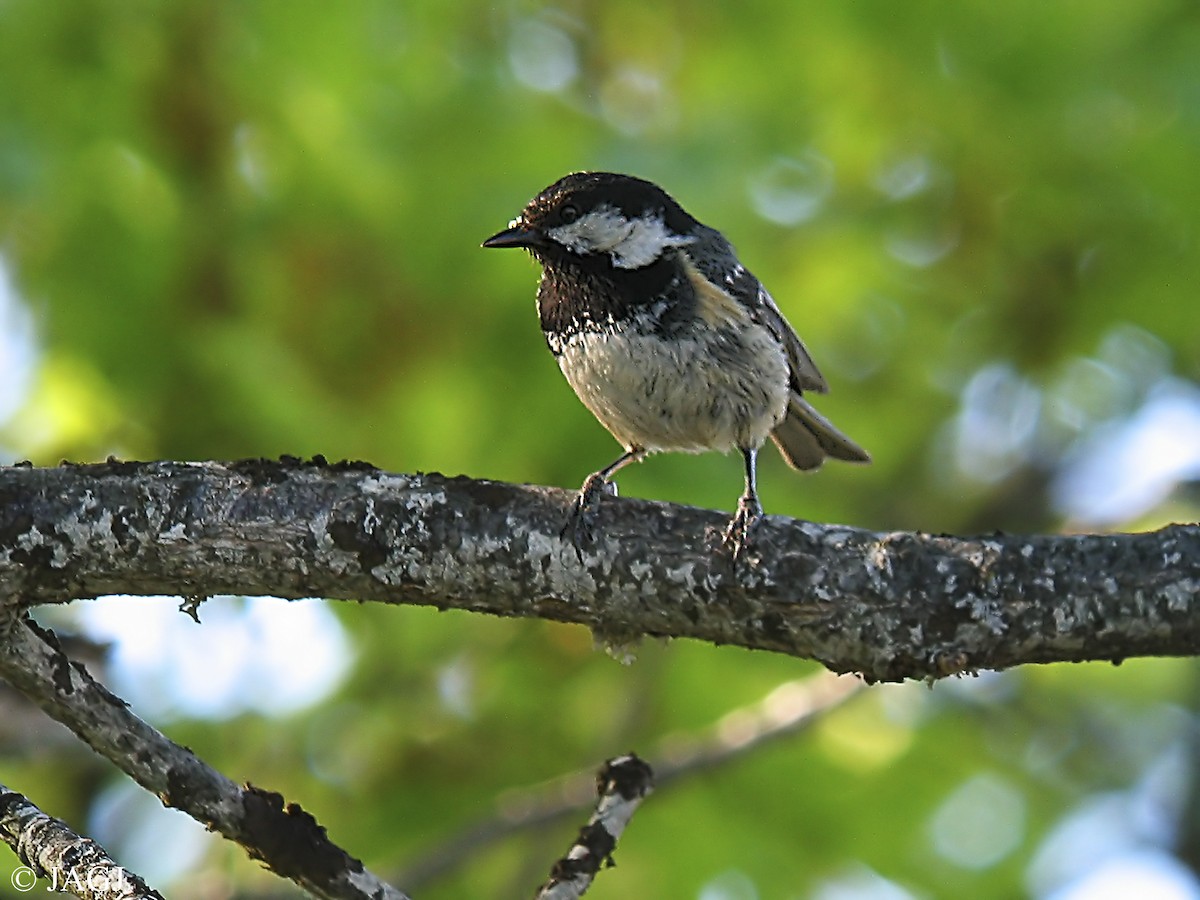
(0, 782, 163, 899)
(533, 755, 654, 900)
(0, 615, 410, 900)
(0, 459, 1197, 682)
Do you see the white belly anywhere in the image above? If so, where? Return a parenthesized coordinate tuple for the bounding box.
(555, 321, 790, 454)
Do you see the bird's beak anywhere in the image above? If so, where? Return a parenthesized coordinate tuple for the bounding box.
(482, 223, 544, 250)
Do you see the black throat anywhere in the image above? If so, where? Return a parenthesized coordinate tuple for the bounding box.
(535, 248, 681, 339)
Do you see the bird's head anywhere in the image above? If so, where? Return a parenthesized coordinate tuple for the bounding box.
(483, 172, 699, 271)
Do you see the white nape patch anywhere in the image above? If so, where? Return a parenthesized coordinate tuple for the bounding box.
(547, 206, 694, 269)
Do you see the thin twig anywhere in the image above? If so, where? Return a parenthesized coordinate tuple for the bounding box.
(533, 755, 655, 899)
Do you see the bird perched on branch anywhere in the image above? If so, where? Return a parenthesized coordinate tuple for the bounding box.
(483, 171, 868, 557)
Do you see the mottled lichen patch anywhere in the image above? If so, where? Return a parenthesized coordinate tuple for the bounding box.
(0, 463, 1198, 682)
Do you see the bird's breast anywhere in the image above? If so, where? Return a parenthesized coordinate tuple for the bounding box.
(550, 311, 790, 454)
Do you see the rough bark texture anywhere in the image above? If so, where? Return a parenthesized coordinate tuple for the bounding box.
(0, 782, 163, 899)
(0, 459, 1197, 683)
(0, 617, 410, 900)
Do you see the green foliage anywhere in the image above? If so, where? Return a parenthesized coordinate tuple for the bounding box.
(2, 1, 1199, 897)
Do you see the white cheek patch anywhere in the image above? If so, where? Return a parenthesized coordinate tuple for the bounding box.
(546, 208, 629, 257)
(547, 207, 695, 269)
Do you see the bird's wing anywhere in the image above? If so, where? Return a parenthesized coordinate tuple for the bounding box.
(685, 231, 828, 394)
(751, 281, 828, 394)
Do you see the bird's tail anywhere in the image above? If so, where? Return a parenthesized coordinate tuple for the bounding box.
(770, 393, 871, 471)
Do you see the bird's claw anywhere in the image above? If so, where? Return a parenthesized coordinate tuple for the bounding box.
(563, 473, 617, 556)
(722, 494, 763, 561)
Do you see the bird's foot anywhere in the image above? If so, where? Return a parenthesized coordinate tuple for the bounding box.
(722, 493, 763, 561)
(563, 472, 617, 555)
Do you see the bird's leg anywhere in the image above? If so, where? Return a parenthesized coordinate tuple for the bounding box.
(564, 447, 646, 551)
(723, 447, 763, 560)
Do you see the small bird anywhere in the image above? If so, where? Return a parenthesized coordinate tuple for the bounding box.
(483, 172, 869, 556)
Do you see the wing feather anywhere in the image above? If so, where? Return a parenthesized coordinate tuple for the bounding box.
(684, 229, 828, 394)
(753, 283, 828, 393)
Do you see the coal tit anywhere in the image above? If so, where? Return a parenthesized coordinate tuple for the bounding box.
(483, 172, 869, 556)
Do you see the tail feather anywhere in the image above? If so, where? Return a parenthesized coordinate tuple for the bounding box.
(769, 394, 871, 471)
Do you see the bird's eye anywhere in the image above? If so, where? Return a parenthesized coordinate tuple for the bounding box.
(559, 204, 580, 225)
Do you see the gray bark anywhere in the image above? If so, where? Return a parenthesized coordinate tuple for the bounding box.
(1, 459, 1196, 683)
(1, 458, 1197, 896)
(0, 782, 163, 899)
(0, 618, 410, 900)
